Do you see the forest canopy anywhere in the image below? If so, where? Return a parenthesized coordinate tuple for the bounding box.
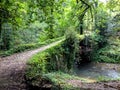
(0, 0, 120, 57)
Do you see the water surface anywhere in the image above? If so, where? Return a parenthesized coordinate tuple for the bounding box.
(74, 63, 120, 80)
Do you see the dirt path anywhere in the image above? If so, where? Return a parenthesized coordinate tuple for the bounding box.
(0, 40, 62, 90)
(67, 80, 120, 90)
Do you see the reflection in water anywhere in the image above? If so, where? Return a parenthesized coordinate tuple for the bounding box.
(73, 62, 120, 79)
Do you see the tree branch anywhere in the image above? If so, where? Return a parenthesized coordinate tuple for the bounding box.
(76, 0, 79, 3)
(80, 0, 91, 8)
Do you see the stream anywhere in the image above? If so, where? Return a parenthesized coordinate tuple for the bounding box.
(74, 62, 120, 80)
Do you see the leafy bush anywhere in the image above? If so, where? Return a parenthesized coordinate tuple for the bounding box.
(92, 37, 120, 63)
(63, 28, 80, 70)
(25, 29, 81, 88)
(93, 46, 120, 63)
(45, 44, 66, 72)
(26, 42, 69, 78)
(26, 52, 47, 80)
(11, 43, 36, 53)
(25, 43, 65, 87)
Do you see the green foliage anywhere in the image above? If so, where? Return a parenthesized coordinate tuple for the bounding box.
(97, 76, 120, 82)
(0, 0, 68, 51)
(26, 38, 76, 74)
(1, 0, 120, 88)
(0, 23, 13, 50)
(25, 43, 63, 87)
(11, 37, 64, 54)
(45, 45, 66, 72)
(11, 44, 36, 53)
(92, 36, 120, 63)
(25, 29, 81, 88)
(43, 71, 86, 89)
(63, 28, 80, 70)
(112, 14, 120, 31)
(0, 37, 64, 57)
(26, 52, 47, 79)
(107, 0, 120, 12)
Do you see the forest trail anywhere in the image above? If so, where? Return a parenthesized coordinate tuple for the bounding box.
(67, 80, 120, 90)
(0, 40, 63, 90)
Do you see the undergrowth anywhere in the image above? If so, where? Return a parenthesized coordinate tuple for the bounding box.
(25, 29, 83, 89)
(0, 37, 64, 57)
(43, 72, 86, 89)
(97, 76, 120, 82)
(92, 36, 120, 63)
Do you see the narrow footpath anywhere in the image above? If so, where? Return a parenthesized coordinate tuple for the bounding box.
(0, 40, 62, 90)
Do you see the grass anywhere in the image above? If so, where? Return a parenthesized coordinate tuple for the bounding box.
(26, 71, 87, 89)
(97, 76, 120, 82)
(44, 72, 85, 83)
(0, 37, 64, 57)
(44, 72, 120, 89)
(44, 72, 86, 89)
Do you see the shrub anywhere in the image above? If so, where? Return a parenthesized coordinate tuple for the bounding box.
(11, 43, 36, 53)
(25, 28, 81, 87)
(63, 28, 80, 70)
(92, 36, 120, 63)
(25, 43, 65, 87)
(26, 52, 47, 80)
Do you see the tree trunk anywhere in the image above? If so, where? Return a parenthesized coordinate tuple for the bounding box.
(0, 3, 2, 37)
(94, 1, 98, 30)
(49, 0, 54, 39)
(80, 19, 83, 34)
(0, 8, 2, 49)
(0, 18, 1, 36)
(76, 0, 79, 3)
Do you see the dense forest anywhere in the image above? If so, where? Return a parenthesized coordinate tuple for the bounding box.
(0, 0, 120, 90)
